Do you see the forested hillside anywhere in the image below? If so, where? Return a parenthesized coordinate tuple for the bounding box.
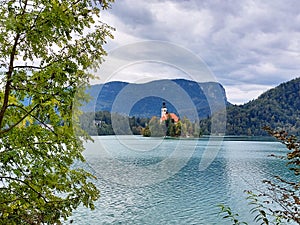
(81, 78, 300, 136)
(200, 77, 300, 136)
(79, 111, 150, 136)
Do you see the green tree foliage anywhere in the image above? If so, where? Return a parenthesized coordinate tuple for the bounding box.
(148, 116, 166, 137)
(165, 118, 181, 137)
(80, 111, 149, 136)
(218, 204, 248, 225)
(142, 125, 151, 137)
(141, 115, 199, 138)
(80, 111, 199, 138)
(219, 126, 300, 225)
(0, 0, 114, 224)
(201, 78, 300, 136)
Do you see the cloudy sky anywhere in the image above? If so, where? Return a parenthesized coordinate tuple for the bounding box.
(98, 0, 300, 105)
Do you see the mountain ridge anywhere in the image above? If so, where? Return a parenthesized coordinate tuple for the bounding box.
(83, 78, 228, 120)
(82, 77, 300, 136)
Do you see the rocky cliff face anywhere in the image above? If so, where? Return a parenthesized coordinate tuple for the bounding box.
(82, 79, 228, 120)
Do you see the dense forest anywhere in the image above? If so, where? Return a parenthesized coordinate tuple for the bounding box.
(142, 116, 200, 138)
(79, 111, 149, 136)
(80, 78, 300, 137)
(200, 77, 300, 136)
(79, 111, 200, 137)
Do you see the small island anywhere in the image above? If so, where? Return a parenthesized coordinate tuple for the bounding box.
(142, 102, 200, 138)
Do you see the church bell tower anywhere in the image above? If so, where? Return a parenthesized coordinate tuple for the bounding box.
(161, 102, 167, 122)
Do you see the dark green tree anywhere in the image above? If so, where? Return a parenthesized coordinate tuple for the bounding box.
(149, 116, 165, 137)
(0, 0, 114, 224)
(142, 125, 151, 137)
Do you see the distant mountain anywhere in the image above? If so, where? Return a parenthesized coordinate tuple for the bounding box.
(200, 77, 300, 136)
(82, 77, 300, 136)
(83, 79, 228, 120)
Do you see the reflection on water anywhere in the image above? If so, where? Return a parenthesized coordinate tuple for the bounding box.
(67, 136, 291, 225)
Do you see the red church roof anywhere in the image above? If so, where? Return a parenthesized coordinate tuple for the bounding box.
(161, 113, 179, 123)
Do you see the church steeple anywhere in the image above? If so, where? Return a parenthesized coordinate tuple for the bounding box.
(160, 102, 167, 122)
(160, 102, 179, 124)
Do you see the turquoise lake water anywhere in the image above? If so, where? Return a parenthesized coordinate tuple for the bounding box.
(66, 136, 294, 225)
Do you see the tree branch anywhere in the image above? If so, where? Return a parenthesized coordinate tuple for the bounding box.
(13, 65, 43, 70)
(0, 104, 39, 135)
(1, 103, 58, 136)
(0, 33, 21, 127)
(0, 0, 28, 127)
(0, 176, 48, 203)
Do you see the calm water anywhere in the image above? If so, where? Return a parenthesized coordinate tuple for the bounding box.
(67, 136, 293, 225)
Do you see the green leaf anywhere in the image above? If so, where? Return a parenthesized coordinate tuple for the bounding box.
(0, 0, 114, 224)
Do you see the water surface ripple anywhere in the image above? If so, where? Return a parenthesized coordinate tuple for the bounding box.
(67, 136, 291, 225)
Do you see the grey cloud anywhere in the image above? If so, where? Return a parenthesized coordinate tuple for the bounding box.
(109, 1, 155, 26)
(103, 0, 300, 104)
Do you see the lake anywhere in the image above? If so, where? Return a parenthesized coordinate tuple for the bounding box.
(66, 136, 293, 225)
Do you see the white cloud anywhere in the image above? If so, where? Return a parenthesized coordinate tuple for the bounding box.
(224, 83, 274, 105)
(252, 63, 277, 75)
(102, 62, 189, 84)
(99, 0, 300, 104)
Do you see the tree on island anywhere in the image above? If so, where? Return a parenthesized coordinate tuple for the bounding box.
(142, 115, 200, 138)
(0, 0, 114, 224)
